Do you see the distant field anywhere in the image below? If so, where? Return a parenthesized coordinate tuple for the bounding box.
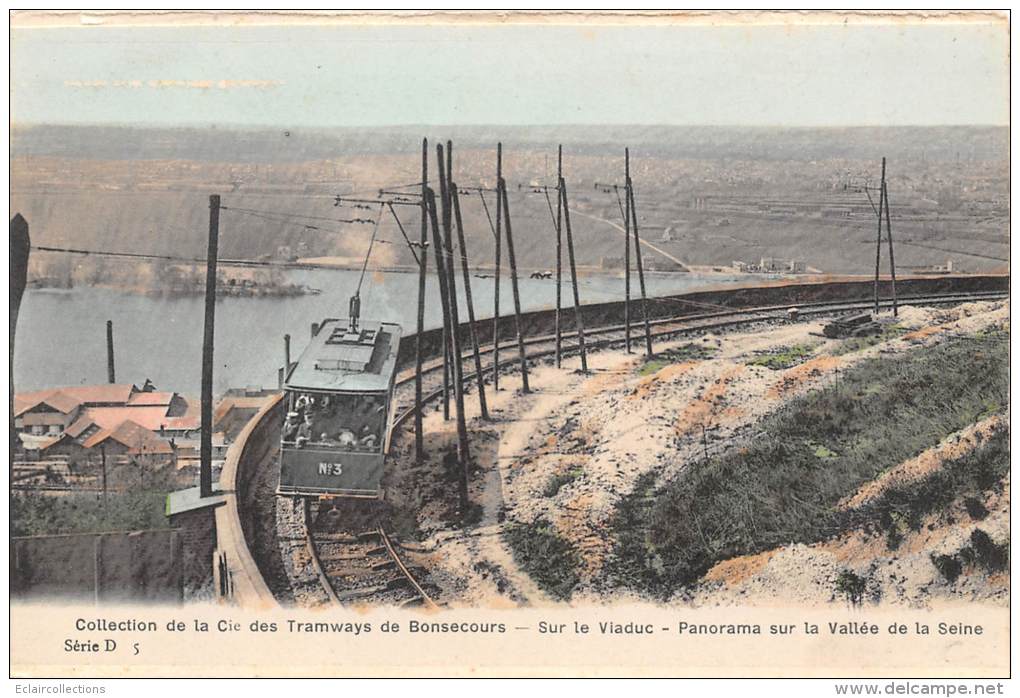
(11, 124, 1008, 277)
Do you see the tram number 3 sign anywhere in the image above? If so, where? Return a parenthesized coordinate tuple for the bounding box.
(318, 462, 344, 477)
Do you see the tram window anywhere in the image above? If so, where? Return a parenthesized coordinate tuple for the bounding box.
(282, 392, 386, 452)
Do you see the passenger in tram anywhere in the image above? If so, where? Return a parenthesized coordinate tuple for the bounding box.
(358, 424, 379, 449)
(336, 428, 358, 449)
(282, 412, 300, 442)
(294, 414, 313, 448)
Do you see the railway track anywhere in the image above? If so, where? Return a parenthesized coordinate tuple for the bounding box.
(389, 290, 1008, 428)
(284, 288, 1006, 608)
(301, 500, 439, 609)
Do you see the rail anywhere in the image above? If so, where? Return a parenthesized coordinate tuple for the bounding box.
(231, 276, 1006, 604)
(301, 501, 439, 609)
(390, 289, 1008, 429)
(377, 527, 440, 610)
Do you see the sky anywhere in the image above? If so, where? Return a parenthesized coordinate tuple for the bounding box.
(10, 18, 1010, 128)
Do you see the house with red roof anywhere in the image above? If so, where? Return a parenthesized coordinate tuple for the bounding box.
(82, 420, 175, 463)
(14, 383, 199, 466)
(13, 391, 84, 437)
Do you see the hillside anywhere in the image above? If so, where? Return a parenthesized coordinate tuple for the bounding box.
(401, 297, 1009, 607)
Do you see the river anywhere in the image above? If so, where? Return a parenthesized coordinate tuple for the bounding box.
(13, 268, 767, 396)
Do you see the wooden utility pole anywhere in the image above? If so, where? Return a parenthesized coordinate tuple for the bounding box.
(623, 149, 633, 353)
(499, 156, 531, 393)
(428, 146, 467, 510)
(450, 182, 491, 420)
(882, 178, 899, 317)
(415, 138, 428, 461)
(442, 331, 451, 420)
(492, 144, 502, 391)
(200, 194, 220, 499)
(873, 157, 886, 314)
(439, 141, 472, 448)
(100, 444, 108, 509)
(10, 214, 29, 456)
(627, 173, 653, 355)
(559, 177, 588, 372)
(554, 145, 564, 368)
(105, 320, 116, 383)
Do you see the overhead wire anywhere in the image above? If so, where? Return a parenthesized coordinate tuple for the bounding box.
(355, 203, 385, 297)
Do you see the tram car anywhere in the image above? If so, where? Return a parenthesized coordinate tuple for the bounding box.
(277, 302, 402, 498)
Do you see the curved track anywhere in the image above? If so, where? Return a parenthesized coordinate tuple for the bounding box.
(280, 289, 1006, 607)
(390, 290, 1008, 428)
(302, 500, 439, 609)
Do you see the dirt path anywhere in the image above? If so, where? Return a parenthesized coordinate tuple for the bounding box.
(411, 299, 1008, 606)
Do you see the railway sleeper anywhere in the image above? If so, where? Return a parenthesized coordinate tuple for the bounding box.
(311, 533, 363, 544)
(319, 551, 380, 562)
(335, 584, 390, 604)
(385, 576, 413, 591)
(328, 566, 389, 579)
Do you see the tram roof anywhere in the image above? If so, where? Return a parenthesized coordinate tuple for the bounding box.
(285, 318, 402, 393)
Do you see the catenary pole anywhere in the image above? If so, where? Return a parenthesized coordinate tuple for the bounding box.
(451, 183, 491, 420)
(492, 144, 503, 391)
(199, 194, 220, 499)
(415, 138, 428, 460)
(436, 143, 472, 511)
(559, 176, 588, 372)
(624, 149, 633, 352)
(554, 145, 563, 367)
(499, 166, 531, 393)
(882, 177, 898, 317)
(627, 174, 653, 355)
(873, 157, 886, 314)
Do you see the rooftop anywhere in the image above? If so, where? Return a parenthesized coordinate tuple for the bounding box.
(86, 405, 173, 432)
(15, 384, 137, 416)
(285, 318, 402, 393)
(82, 420, 175, 454)
(127, 391, 177, 406)
(14, 390, 81, 417)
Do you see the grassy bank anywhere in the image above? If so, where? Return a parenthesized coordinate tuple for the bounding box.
(610, 332, 1009, 597)
(504, 518, 581, 600)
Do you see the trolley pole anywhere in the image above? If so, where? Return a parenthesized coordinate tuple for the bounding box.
(627, 172, 653, 355)
(559, 177, 588, 372)
(882, 177, 899, 317)
(499, 166, 531, 393)
(199, 194, 220, 499)
(415, 138, 428, 461)
(623, 149, 632, 353)
(492, 144, 503, 391)
(451, 182, 491, 420)
(554, 145, 563, 368)
(873, 157, 886, 315)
